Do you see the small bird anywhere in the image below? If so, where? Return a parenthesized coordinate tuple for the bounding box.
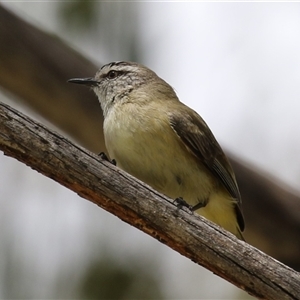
(68, 61, 245, 239)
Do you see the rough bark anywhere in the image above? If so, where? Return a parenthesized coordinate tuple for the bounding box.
(1, 103, 300, 300)
(0, 4, 300, 270)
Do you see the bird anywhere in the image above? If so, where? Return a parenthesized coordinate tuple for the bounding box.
(68, 61, 245, 239)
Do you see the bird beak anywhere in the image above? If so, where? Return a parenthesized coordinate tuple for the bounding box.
(67, 77, 99, 87)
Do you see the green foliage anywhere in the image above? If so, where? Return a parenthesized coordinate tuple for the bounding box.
(78, 257, 164, 299)
(58, 1, 100, 31)
(56, 1, 142, 62)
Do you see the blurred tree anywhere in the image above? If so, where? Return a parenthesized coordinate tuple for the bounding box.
(0, 3, 299, 298)
(58, 1, 99, 30)
(0, 3, 300, 268)
(77, 257, 164, 299)
(0, 3, 164, 299)
(57, 1, 142, 63)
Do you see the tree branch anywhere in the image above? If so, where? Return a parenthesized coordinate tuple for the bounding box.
(1, 103, 300, 299)
(1, 4, 300, 271)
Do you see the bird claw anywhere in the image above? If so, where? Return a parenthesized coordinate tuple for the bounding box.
(173, 197, 193, 210)
(99, 152, 117, 166)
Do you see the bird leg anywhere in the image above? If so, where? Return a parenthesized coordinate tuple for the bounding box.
(174, 197, 209, 213)
(191, 199, 208, 211)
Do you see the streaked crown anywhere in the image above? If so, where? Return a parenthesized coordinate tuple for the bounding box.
(92, 61, 159, 114)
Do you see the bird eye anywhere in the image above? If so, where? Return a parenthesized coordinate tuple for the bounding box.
(107, 70, 118, 79)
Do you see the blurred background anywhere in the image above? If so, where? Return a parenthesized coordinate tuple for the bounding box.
(0, 1, 300, 299)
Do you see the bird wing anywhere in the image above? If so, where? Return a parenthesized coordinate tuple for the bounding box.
(168, 108, 245, 231)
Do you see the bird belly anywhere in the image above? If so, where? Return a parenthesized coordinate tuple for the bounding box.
(104, 106, 213, 203)
(103, 106, 240, 237)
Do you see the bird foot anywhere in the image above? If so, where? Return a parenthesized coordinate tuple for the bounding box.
(173, 197, 193, 210)
(98, 152, 116, 166)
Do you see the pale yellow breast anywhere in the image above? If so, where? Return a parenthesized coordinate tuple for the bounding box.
(104, 101, 213, 202)
(103, 100, 240, 237)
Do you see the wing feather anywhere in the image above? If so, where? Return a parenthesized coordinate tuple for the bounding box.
(168, 109, 245, 231)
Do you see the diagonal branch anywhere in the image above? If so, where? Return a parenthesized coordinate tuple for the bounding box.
(1, 5, 300, 269)
(1, 103, 299, 300)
